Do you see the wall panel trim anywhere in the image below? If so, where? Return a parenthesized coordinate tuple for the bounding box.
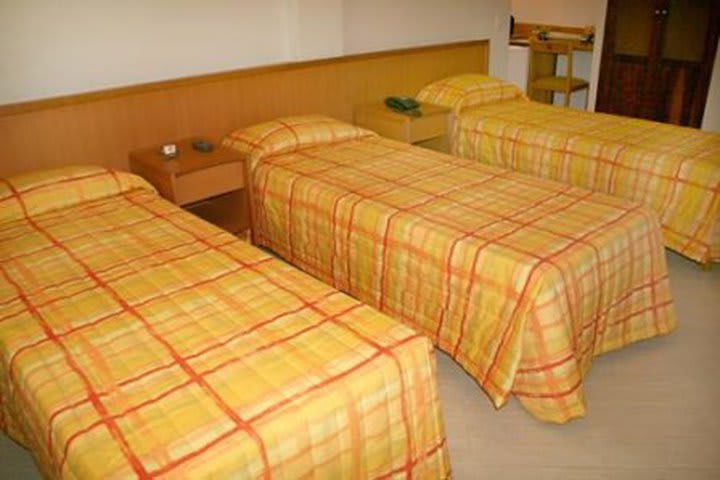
(0, 40, 488, 177)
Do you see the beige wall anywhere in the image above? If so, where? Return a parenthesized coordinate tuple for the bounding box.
(0, 0, 510, 105)
(512, 0, 600, 25)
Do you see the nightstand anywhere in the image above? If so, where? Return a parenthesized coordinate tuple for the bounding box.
(354, 102, 452, 152)
(129, 139, 251, 238)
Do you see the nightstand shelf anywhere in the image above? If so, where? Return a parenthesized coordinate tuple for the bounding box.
(354, 102, 452, 152)
(129, 138, 251, 238)
(184, 190, 249, 234)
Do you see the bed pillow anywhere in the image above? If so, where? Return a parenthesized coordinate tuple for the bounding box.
(0, 165, 154, 225)
(416, 74, 527, 113)
(223, 115, 377, 170)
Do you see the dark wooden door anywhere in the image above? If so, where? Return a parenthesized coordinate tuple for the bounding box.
(596, 0, 720, 127)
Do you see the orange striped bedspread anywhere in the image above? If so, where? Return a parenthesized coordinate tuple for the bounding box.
(224, 115, 677, 424)
(0, 166, 450, 479)
(452, 99, 720, 265)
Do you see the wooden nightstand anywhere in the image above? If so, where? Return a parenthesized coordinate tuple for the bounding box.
(354, 102, 452, 152)
(129, 139, 251, 238)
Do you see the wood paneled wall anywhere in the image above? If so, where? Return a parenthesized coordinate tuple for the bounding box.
(0, 40, 488, 178)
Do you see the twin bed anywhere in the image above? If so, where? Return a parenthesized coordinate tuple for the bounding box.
(3, 71, 704, 477)
(0, 167, 449, 478)
(417, 74, 720, 266)
(223, 115, 676, 424)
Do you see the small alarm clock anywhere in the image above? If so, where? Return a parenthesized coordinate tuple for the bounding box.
(161, 144, 178, 158)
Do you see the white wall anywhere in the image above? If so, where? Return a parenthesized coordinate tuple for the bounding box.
(343, 0, 510, 77)
(701, 39, 720, 132)
(0, 0, 291, 104)
(506, 45, 529, 90)
(0, 0, 510, 105)
(288, 0, 344, 61)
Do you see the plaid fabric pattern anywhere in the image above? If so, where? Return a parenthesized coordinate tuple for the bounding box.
(224, 116, 677, 424)
(0, 166, 450, 479)
(235, 114, 377, 172)
(455, 99, 720, 265)
(0, 165, 154, 224)
(416, 74, 527, 115)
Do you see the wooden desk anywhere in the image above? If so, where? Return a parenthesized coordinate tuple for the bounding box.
(510, 23, 594, 104)
(511, 22, 593, 51)
(510, 36, 593, 52)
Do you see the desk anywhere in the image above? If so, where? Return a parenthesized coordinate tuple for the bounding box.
(510, 36, 592, 52)
(509, 23, 594, 105)
(511, 22, 594, 50)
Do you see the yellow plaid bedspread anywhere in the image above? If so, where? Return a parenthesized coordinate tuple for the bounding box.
(454, 99, 720, 265)
(0, 166, 450, 479)
(225, 116, 677, 424)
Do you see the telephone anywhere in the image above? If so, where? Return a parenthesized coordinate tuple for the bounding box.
(192, 139, 214, 153)
(385, 96, 421, 116)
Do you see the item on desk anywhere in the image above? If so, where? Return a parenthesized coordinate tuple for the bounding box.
(192, 139, 214, 153)
(385, 96, 422, 117)
(160, 143, 177, 159)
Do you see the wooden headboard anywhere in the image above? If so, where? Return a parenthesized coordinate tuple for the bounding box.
(0, 40, 488, 177)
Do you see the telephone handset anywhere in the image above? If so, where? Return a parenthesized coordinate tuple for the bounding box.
(385, 96, 422, 116)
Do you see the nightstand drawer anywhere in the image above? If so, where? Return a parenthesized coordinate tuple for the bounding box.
(354, 113, 408, 141)
(407, 114, 446, 143)
(354, 101, 451, 152)
(175, 162, 244, 205)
